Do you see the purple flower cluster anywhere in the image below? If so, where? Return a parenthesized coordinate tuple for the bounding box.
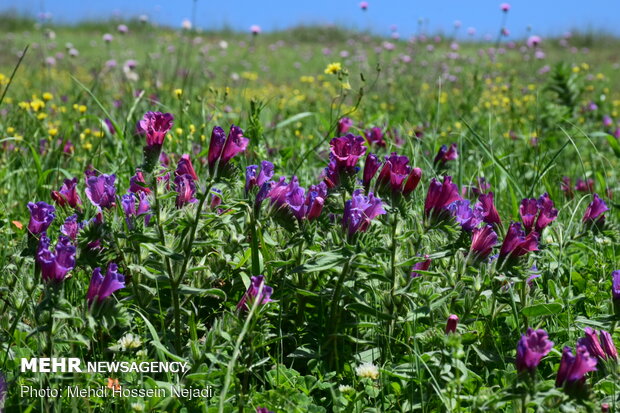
(556, 345, 598, 390)
(375, 153, 422, 197)
(86, 263, 125, 306)
(85, 174, 117, 209)
(433, 143, 458, 166)
(36, 234, 76, 283)
(323, 134, 366, 188)
(578, 327, 617, 361)
(499, 222, 539, 260)
(268, 176, 326, 221)
(342, 189, 386, 237)
(51, 178, 82, 209)
(207, 125, 249, 175)
(236, 275, 273, 311)
(27, 202, 56, 235)
(582, 194, 609, 224)
(515, 328, 554, 373)
(519, 193, 558, 233)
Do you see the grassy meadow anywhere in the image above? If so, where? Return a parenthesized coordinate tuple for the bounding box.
(0, 12, 619, 412)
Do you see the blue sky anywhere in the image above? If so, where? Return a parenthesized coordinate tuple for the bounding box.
(3, 0, 619, 38)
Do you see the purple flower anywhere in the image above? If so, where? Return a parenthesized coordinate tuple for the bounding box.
(433, 143, 458, 166)
(556, 345, 597, 389)
(36, 234, 76, 283)
(578, 328, 609, 360)
(121, 192, 150, 228)
(210, 188, 223, 210)
(470, 225, 498, 260)
(403, 167, 422, 196)
(138, 111, 174, 148)
(27, 202, 56, 234)
(129, 170, 151, 194)
(561, 176, 573, 198)
(411, 255, 431, 278)
(527, 35, 542, 48)
(364, 127, 386, 147)
(445, 314, 459, 334)
(477, 192, 501, 225)
(246, 161, 274, 192)
(236, 275, 273, 311)
(449, 199, 483, 231)
(174, 174, 197, 208)
(499, 222, 538, 259)
(207, 126, 227, 173)
(613, 271, 620, 301)
(337, 117, 353, 135)
(330, 134, 367, 174)
(104, 118, 116, 134)
(60, 214, 80, 240)
(86, 263, 125, 306)
(516, 328, 554, 372)
(343, 190, 386, 237)
(599, 330, 617, 360)
(520, 193, 558, 233)
(424, 176, 462, 220)
(362, 153, 381, 191)
(51, 178, 82, 208)
(85, 174, 116, 209)
(575, 178, 595, 193)
(582, 194, 608, 224)
(377, 153, 411, 194)
(256, 408, 274, 413)
(219, 125, 249, 168)
(176, 154, 198, 181)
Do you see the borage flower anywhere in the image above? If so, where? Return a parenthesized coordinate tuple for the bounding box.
(478, 192, 501, 225)
(519, 193, 558, 234)
(516, 328, 554, 373)
(86, 263, 125, 306)
(60, 214, 80, 240)
(499, 222, 538, 260)
(85, 174, 116, 209)
(424, 176, 462, 221)
(376, 153, 422, 197)
(449, 199, 483, 231)
(362, 153, 381, 191)
(207, 125, 249, 175)
(337, 117, 353, 135)
(364, 127, 386, 147)
(129, 170, 151, 194)
(445, 315, 459, 334)
(433, 143, 458, 167)
(236, 275, 273, 311)
(582, 193, 608, 224)
(51, 177, 81, 208)
(578, 328, 617, 360)
(174, 174, 197, 208)
(27, 201, 55, 235)
(556, 345, 597, 392)
(139, 111, 174, 171)
(36, 234, 76, 283)
(175, 154, 198, 181)
(330, 134, 367, 175)
(411, 255, 431, 278)
(470, 224, 498, 260)
(342, 190, 386, 237)
(121, 192, 151, 228)
(246, 161, 274, 193)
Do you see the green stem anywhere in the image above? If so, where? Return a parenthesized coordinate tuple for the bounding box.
(387, 210, 399, 354)
(328, 255, 352, 371)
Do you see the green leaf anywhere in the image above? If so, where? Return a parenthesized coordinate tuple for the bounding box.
(521, 303, 562, 317)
